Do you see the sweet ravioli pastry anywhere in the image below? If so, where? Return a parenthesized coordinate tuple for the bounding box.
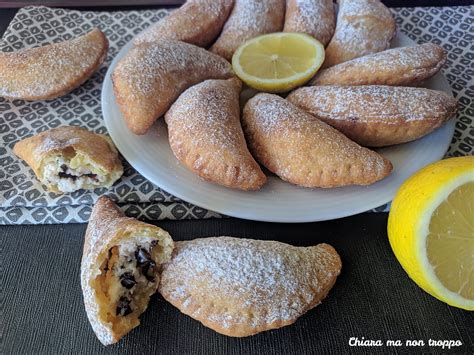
(159, 237, 341, 337)
(165, 78, 266, 190)
(283, 0, 335, 46)
(242, 94, 392, 187)
(287, 86, 458, 147)
(133, 0, 234, 47)
(311, 44, 446, 86)
(0, 28, 108, 101)
(13, 126, 123, 193)
(112, 39, 234, 135)
(81, 196, 174, 345)
(210, 0, 285, 61)
(323, 0, 395, 68)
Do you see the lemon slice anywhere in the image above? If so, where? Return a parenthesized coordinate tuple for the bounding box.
(232, 32, 325, 93)
(388, 156, 474, 310)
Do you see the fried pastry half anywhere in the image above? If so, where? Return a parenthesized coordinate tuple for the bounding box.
(160, 237, 341, 337)
(210, 0, 285, 61)
(242, 94, 392, 187)
(133, 0, 234, 47)
(287, 86, 458, 147)
(323, 0, 396, 68)
(165, 78, 266, 190)
(0, 28, 108, 101)
(311, 43, 446, 86)
(112, 39, 234, 135)
(13, 126, 123, 194)
(283, 0, 335, 46)
(81, 196, 174, 345)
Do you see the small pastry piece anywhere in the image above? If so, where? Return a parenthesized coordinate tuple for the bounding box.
(112, 39, 234, 135)
(0, 28, 108, 101)
(283, 0, 336, 46)
(310, 43, 446, 86)
(210, 0, 285, 61)
(133, 0, 234, 47)
(81, 196, 174, 345)
(160, 237, 341, 337)
(242, 94, 392, 187)
(13, 126, 123, 194)
(287, 86, 458, 147)
(323, 0, 396, 68)
(165, 78, 266, 190)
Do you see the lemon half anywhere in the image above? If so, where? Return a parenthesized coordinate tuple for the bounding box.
(232, 32, 325, 93)
(388, 157, 474, 310)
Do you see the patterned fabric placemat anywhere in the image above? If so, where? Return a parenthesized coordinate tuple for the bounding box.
(1, 6, 472, 224)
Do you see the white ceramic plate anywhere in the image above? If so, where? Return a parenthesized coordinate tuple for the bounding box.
(102, 32, 455, 223)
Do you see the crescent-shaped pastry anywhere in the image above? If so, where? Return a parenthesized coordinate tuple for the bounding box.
(242, 94, 392, 187)
(323, 0, 396, 68)
(13, 126, 123, 194)
(310, 43, 446, 86)
(159, 237, 341, 337)
(165, 78, 266, 190)
(133, 0, 234, 47)
(209, 0, 285, 61)
(0, 28, 108, 101)
(283, 0, 336, 46)
(112, 39, 234, 135)
(81, 196, 174, 345)
(287, 86, 458, 147)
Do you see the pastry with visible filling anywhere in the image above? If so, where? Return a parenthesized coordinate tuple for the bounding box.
(133, 0, 234, 47)
(159, 237, 341, 337)
(323, 0, 395, 68)
(112, 39, 234, 135)
(13, 126, 123, 193)
(0, 28, 108, 101)
(81, 196, 174, 345)
(310, 44, 446, 86)
(287, 85, 458, 147)
(242, 94, 392, 187)
(210, 0, 285, 61)
(165, 78, 266, 190)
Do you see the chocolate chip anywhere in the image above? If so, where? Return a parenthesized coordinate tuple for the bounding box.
(120, 272, 136, 289)
(58, 172, 78, 181)
(60, 164, 68, 172)
(141, 262, 156, 282)
(116, 297, 132, 316)
(135, 248, 152, 265)
(135, 248, 156, 282)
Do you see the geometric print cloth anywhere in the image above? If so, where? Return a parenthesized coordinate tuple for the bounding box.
(0, 6, 472, 224)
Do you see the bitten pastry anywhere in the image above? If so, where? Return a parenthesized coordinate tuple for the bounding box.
(13, 126, 123, 193)
(159, 237, 341, 337)
(210, 0, 285, 61)
(242, 94, 392, 187)
(133, 0, 234, 47)
(165, 78, 266, 190)
(81, 196, 174, 345)
(310, 43, 446, 86)
(287, 86, 458, 147)
(283, 0, 336, 46)
(323, 0, 395, 68)
(0, 28, 108, 101)
(112, 39, 234, 135)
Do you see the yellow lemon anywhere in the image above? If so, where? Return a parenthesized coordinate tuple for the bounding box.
(232, 32, 324, 93)
(388, 156, 474, 310)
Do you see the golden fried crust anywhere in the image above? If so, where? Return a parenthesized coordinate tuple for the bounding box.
(210, 0, 285, 61)
(112, 39, 234, 135)
(283, 0, 335, 46)
(242, 94, 392, 188)
(81, 196, 174, 345)
(133, 0, 234, 47)
(311, 44, 446, 86)
(165, 78, 266, 190)
(160, 237, 341, 337)
(13, 126, 123, 192)
(0, 28, 108, 101)
(287, 86, 458, 147)
(323, 0, 395, 68)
